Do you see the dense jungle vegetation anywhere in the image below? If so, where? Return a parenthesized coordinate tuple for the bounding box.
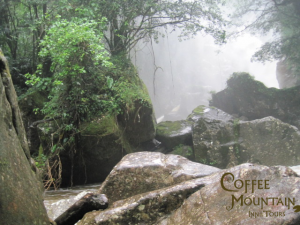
(1, 0, 300, 188)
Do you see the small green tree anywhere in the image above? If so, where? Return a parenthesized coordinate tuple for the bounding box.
(25, 18, 113, 188)
(28, 18, 112, 120)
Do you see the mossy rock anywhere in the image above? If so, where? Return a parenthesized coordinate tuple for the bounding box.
(156, 120, 193, 150)
(210, 72, 300, 129)
(170, 144, 194, 161)
(81, 115, 118, 136)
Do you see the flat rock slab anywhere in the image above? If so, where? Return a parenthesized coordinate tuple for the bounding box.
(79, 177, 212, 225)
(98, 152, 220, 203)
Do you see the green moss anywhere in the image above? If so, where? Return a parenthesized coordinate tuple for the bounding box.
(172, 144, 193, 157)
(0, 157, 8, 167)
(191, 105, 206, 115)
(81, 115, 118, 136)
(81, 115, 134, 153)
(157, 120, 191, 136)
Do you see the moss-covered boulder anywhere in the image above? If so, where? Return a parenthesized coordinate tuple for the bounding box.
(97, 152, 220, 204)
(35, 67, 156, 186)
(117, 99, 156, 151)
(0, 49, 49, 224)
(156, 120, 193, 150)
(67, 116, 125, 186)
(210, 72, 300, 129)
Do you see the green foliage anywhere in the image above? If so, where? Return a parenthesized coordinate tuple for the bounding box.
(26, 18, 112, 119)
(67, 0, 226, 55)
(173, 144, 193, 158)
(34, 153, 47, 169)
(229, 0, 300, 76)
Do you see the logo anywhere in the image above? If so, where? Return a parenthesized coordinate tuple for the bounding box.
(220, 172, 299, 218)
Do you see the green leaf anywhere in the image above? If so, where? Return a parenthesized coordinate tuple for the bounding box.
(51, 144, 57, 153)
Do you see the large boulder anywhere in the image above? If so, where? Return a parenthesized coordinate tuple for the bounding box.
(210, 72, 300, 129)
(189, 105, 238, 167)
(79, 163, 300, 225)
(238, 117, 300, 166)
(66, 115, 125, 186)
(98, 151, 220, 203)
(191, 105, 300, 168)
(158, 164, 300, 225)
(0, 50, 49, 224)
(59, 101, 156, 186)
(156, 120, 193, 150)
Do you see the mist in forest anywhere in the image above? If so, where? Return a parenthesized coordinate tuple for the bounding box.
(132, 30, 278, 122)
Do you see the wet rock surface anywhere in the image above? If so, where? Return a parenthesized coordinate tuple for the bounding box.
(54, 193, 108, 225)
(98, 151, 220, 203)
(79, 177, 211, 225)
(47, 190, 94, 220)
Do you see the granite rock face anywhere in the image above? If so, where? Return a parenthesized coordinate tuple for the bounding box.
(98, 151, 220, 203)
(0, 49, 49, 224)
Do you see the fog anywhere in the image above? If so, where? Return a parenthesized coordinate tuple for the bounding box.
(132, 30, 278, 122)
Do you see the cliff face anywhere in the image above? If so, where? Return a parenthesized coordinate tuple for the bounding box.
(0, 49, 49, 224)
